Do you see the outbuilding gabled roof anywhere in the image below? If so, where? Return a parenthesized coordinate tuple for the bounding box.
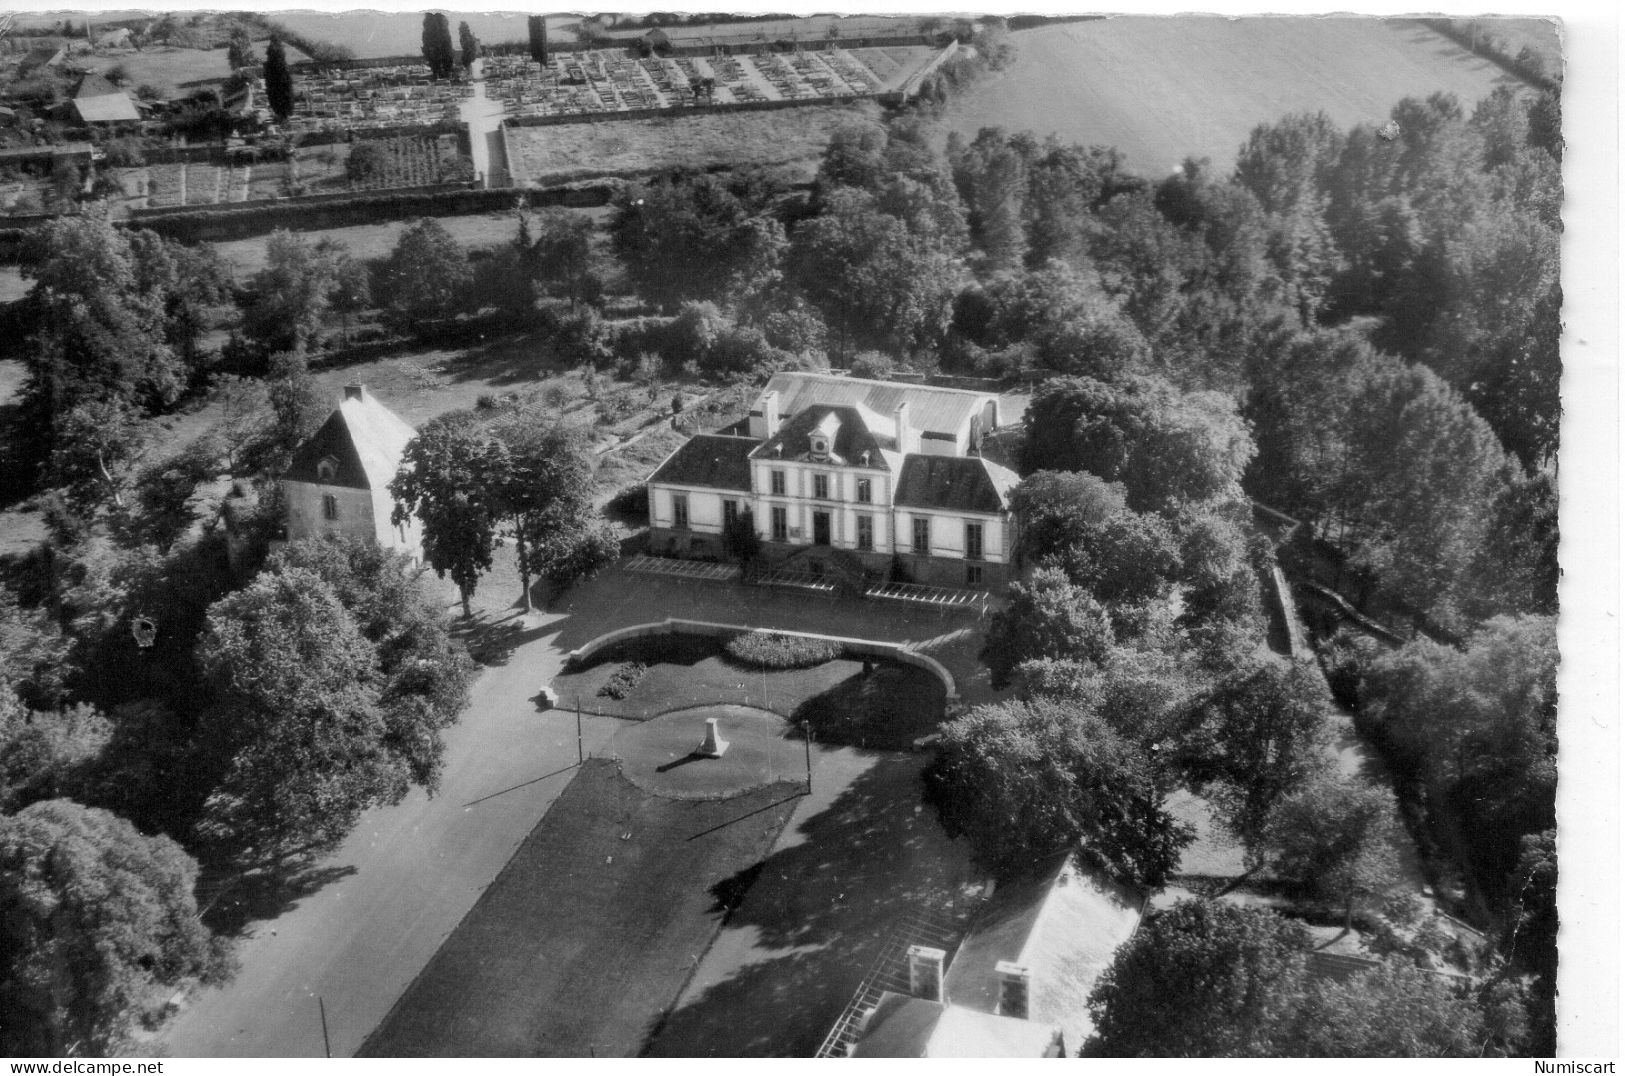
(646, 433, 755, 491)
(894, 455, 1019, 515)
(943, 854, 1145, 1053)
(283, 389, 417, 492)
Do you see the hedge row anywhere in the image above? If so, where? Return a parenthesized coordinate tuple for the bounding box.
(723, 631, 844, 670)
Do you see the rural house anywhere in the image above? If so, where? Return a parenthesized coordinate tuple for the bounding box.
(646, 372, 1019, 590)
(851, 855, 1146, 1057)
(281, 385, 422, 561)
(68, 72, 141, 128)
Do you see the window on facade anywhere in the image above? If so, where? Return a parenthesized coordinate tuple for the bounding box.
(813, 473, 829, 500)
(723, 499, 739, 527)
(770, 469, 786, 496)
(856, 478, 872, 503)
(966, 563, 984, 587)
(672, 494, 689, 530)
(966, 522, 984, 561)
(856, 514, 874, 551)
(912, 517, 930, 555)
(323, 494, 339, 521)
(769, 505, 787, 542)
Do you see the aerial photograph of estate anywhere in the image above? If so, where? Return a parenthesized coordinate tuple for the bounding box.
(0, 4, 1593, 1062)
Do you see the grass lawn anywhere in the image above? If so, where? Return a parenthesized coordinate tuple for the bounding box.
(358, 758, 802, 1057)
(945, 17, 1529, 175)
(553, 633, 948, 750)
(507, 103, 876, 186)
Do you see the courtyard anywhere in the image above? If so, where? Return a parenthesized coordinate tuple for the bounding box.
(153, 560, 988, 1056)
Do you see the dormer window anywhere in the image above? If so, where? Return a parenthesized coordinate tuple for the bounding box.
(316, 455, 340, 483)
(809, 433, 830, 460)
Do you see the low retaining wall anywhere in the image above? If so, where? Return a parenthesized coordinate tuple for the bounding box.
(566, 617, 958, 705)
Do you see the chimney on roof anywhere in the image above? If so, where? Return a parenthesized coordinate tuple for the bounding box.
(750, 389, 781, 440)
(907, 945, 946, 1002)
(343, 384, 368, 403)
(996, 961, 1031, 1020)
(893, 401, 916, 455)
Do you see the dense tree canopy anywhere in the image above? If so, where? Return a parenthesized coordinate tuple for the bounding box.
(1358, 615, 1556, 898)
(925, 697, 1190, 886)
(1086, 900, 1495, 1057)
(1086, 899, 1310, 1057)
(1172, 660, 1331, 843)
(611, 173, 786, 312)
(0, 800, 224, 1055)
(1021, 375, 1255, 514)
(979, 567, 1115, 689)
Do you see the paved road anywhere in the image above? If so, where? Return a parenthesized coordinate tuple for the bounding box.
(156, 617, 623, 1057)
(154, 563, 988, 1057)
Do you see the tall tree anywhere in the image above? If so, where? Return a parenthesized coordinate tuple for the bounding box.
(1259, 771, 1405, 929)
(925, 697, 1191, 886)
(950, 126, 1030, 270)
(390, 413, 505, 619)
(979, 567, 1116, 689)
(421, 12, 455, 79)
(524, 206, 595, 307)
(263, 36, 294, 121)
(1173, 659, 1331, 844)
(527, 15, 548, 65)
(241, 231, 350, 355)
(490, 417, 609, 612)
(0, 800, 224, 1056)
(379, 218, 473, 334)
(457, 20, 479, 69)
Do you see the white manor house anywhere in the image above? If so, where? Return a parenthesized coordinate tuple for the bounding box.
(645, 372, 1020, 590)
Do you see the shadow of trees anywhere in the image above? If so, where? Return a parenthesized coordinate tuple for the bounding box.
(790, 664, 946, 751)
(198, 861, 360, 939)
(643, 753, 978, 1057)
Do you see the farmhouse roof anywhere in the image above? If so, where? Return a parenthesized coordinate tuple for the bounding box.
(283, 386, 417, 492)
(894, 455, 1018, 515)
(761, 371, 996, 442)
(71, 74, 140, 123)
(750, 404, 891, 470)
(851, 993, 1062, 1058)
(646, 432, 756, 491)
(943, 853, 1145, 1053)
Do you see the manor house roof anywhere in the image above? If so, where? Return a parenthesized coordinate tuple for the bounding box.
(894, 455, 1019, 514)
(760, 371, 997, 441)
(646, 433, 756, 491)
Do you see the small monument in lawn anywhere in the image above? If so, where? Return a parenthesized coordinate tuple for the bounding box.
(696, 716, 730, 758)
